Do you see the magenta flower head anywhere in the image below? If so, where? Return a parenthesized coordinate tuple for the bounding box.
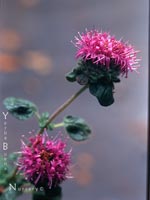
(18, 131, 71, 190)
(75, 30, 140, 76)
(66, 29, 141, 106)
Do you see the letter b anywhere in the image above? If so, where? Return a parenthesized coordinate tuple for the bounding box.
(3, 142, 8, 150)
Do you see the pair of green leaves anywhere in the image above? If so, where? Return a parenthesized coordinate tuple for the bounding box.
(39, 114, 91, 141)
(3, 97, 91, 141)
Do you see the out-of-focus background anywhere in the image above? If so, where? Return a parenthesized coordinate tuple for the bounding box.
(0, 0, 148, 200)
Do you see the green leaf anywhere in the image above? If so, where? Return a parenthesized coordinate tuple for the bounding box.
(89, 82, 102, 97)
(63, 116, 91, 141)
(89, 82, 114, 106)
(38, 112, 49, 128)
(97, 85, 114, 106)
(3, 97, 37, 120)
(65, 70, 77, 82)
(38, 112, 54, 131)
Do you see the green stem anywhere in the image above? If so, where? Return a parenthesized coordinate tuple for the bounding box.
(39, 85, 88, 134)
(53, 122, 64, 128)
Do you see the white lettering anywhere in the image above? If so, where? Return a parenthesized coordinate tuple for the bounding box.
(2, 112, 8, 119)
(3, 142, 8, 150)
(9, 183, 16, 191)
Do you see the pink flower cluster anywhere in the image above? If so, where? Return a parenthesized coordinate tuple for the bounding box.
(74, 30, 141, 77)
(18, 131, 71, 188)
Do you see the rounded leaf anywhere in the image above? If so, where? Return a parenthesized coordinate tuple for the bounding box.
(97, 85, 114, 106)
(65, 70, 77, 82)
(3, 97, 37, 120)
(63, 116, 91, 141)
(89, 82, 114, 106)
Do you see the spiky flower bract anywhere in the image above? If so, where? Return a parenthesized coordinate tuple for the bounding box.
(18, 131, 71, 190)
(66, 29, 141, 106)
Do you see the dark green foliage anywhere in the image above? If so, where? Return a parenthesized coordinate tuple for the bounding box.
(63, 116, 91, 141)
(89, 81, 114, 106)
(3, 97, 37, 120)
(66, 59, 121, 106)
(38, 112, 54, 130)
(33, 186, 62, 200)
(66, 70, 76, 82)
